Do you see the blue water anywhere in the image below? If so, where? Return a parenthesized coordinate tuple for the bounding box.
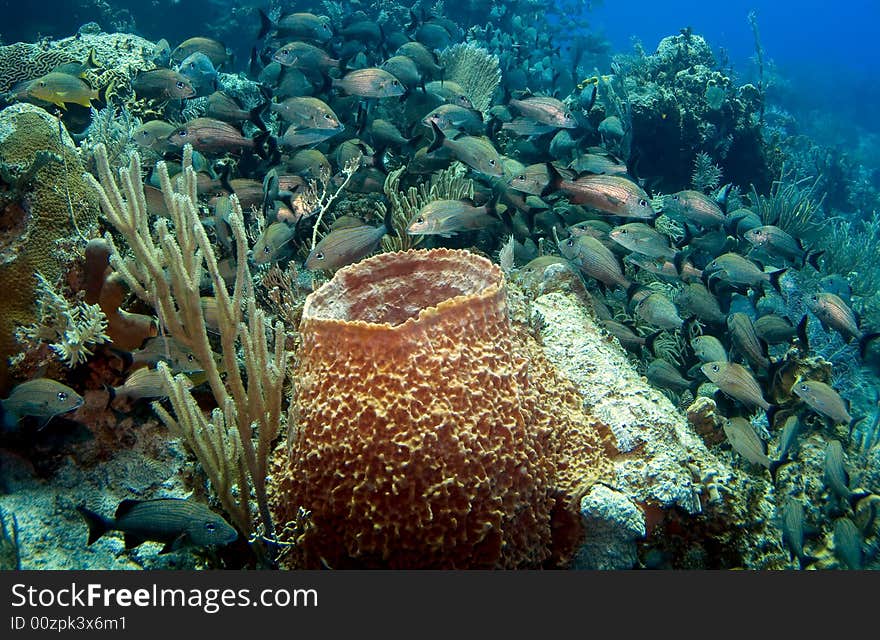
(584, 0, 880, 134)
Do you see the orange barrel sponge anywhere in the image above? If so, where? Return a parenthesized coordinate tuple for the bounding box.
(271, 248, 611, 568)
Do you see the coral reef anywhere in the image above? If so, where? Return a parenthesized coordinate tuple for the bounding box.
(605, 31, 772, 192)
(0, 103, 99, 391)
(271, 249, 612, 569)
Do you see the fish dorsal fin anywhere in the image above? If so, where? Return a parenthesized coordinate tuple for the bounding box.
(115, 499, 143, 519)
(460, 197, 476, 207)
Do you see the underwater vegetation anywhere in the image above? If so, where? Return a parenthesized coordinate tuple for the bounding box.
(0, 0, 877, 570)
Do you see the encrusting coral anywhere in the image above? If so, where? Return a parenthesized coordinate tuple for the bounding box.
(270, 248, 613, 569)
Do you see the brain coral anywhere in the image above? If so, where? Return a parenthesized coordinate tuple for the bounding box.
(0, 103, 99, 390)
(270, 248, 613, 569)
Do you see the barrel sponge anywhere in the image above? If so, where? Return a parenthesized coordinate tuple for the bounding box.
(270, 248, 612, 568)
(0, 103, 99, 390)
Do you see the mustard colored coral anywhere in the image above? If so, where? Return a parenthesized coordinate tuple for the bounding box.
(0, 103, 99, 390)
(271, 248, 612, 568)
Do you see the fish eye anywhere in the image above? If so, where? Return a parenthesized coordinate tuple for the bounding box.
(323, 113, 331, 119)
(205, 523, 216, 532)
(187, 354, 195, 362)
(566, 239, 574, 247)
(38, 81, 46, 87)
(416, 217, 424, 224)
(711, 364, 719, 372)
(621, 229, 628, 234)
(281, 49, 289, 55)
(263, 246, 270, 254)
(323, 24, 331, 31)
(517, 174, 525, 181)
(800, 383, 808, 391)
(392, 80, 400, 86)
(673, 195, 680, 201)
(176, 81, 184, 89)
(638, 199, 648, 207)
(489, 159, 496, 166)
(315, 252, 325, 260)
(178, 129, 187, 136)
(57, 391, 68, 401)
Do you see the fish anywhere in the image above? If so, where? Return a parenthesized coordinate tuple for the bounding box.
(166, 118, 260, 155)
(634, 292, 684, 330)
(601, 322, 660, 353)
(280, 125, 342, 149)
(663, 190, 726, 227)
(501, 118, 559, 136)
(509, 96, 576, 128)
(703, 253, 786, 295)
(380, 56, 423, 91)
(424, 80, 473, 108)
(271, 96, 342, 130)
(744, 225, 821, 269)
(108, 367, 194, 403)
(823, 439, 859, 505)
(332, 68, 405, 99)
(150, 38, 172, 67)
(568, 153, 628, 176)
(754, 314, 799, 345)
(26, 72, 98, 108)
(132, 120, 176, 151)
(819, 274, 852, 304)
(259, 10, 333, 43)
(727, 207, 762, 235)
(691, 335, 728, 363)
(609, 223, 677, 260)
(598, 116, 625, 139)
(777, 415, 802, 463)
(833, 518, 863, 570)
(305, 208, 392, 271)
(675, 282, 726, 325)
(727, 312, 770, 371)
(722, 417, 779, 474)
(557, 231, 633, 292)
(701, 362, 777, 418)
(406, 199, 499, 237)
(544, 164, 654, 219)
(422, 104, 484, 136)
(780, 499, 815, 569)
(793, 380, 853, 427)
(132, 69, 196, 100)
(205, 91, 268, 132)
(627, 254, 702, 283)
(170, 37, 232, 68)
(396, 41, 444, 78)
(369, 119, 412, 148)
(807, 292, 879, 357)
(76, 498, 237, 553)
(507, 163, 555, 196)
(125, 336, 203, 374)
(272, 41, 340, 75)
(646, 359, 694, 393)
(1, 379, 83, 430)
(291, 149, 333, 178)
(340, 18, 383, 43)
(251, 221, 297, 265)
(176, 52, 218, 96)
(427, 124, 504, 177)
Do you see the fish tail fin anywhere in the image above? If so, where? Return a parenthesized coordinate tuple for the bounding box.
(541, 162, 564, 197)
(257, 9, 274, 40)
(769, 458, 787, 483)
(796, 314, 810, 352)
(672, 250, 688, 277)
(848, 490, 872, 513)
(249, 101, 270, 132)
(858, 332, 880, 359)
(798, 554, 820, 571)
(766, 404, 781, 430)
(76, 505, 113, 545)
(102, 384, 117, 410)
(218, 162, 234, 194)
(644, 330, 662, 357)
(426, 121, 446, 153)
(806, 250, 824, 271)
(769, 268, 787, 295)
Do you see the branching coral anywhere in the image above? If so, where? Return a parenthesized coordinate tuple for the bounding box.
(79, 105, 140, 175)
(16, 273, 109, 367)
(85, 143, 287, 564)
(439, 43, 501, 112)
